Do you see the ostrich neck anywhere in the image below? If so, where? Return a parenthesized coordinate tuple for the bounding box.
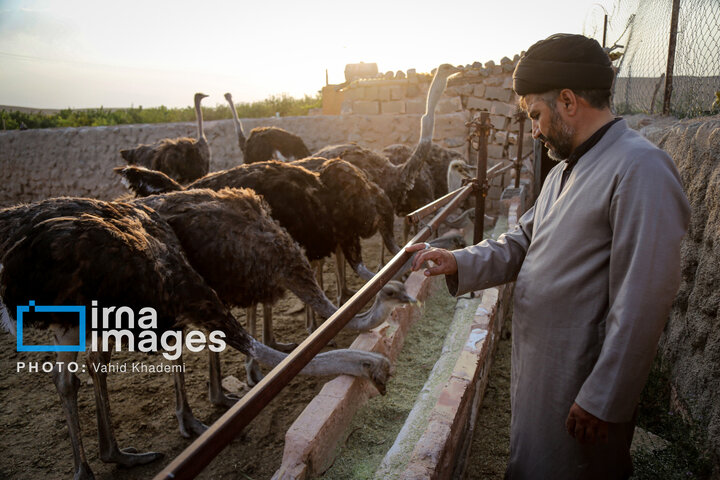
(345, 295, 394, 331)
(195, 97, 206, 142)
(226, 96, 247, 152)
(295, 285, 393, 333)
(397, 71, 449, 192)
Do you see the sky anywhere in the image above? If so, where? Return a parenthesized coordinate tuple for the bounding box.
(0, 0, 616, 109)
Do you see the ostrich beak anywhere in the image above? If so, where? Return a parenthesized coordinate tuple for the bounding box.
(399, 291, 418, 306)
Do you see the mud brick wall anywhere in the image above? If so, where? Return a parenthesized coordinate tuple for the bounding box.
(337, 55, 533, 212)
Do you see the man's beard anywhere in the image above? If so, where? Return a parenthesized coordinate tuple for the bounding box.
(539, 108, 575, 162)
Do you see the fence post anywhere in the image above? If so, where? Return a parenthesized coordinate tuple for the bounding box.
(663, 0, 681, 115)
(470, 112, 490, 245)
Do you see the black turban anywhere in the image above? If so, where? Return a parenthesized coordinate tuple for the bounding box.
(513, 33, 615, 96)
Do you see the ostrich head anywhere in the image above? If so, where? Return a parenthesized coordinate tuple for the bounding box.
(447, 159, 477, 192)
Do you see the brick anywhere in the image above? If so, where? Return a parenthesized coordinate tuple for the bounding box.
(364, 85, 378, 100)
(381, 100, 405, 114)
(344, 86, 364, 101)
(490, 114, 509, 130)
(494, 131, 508, 144)
(466, 96, 492, 111)
(488, 143, 505, 158)
(433, 113, 470, 140)
(435, 96, 462, 114)
(407, 83, 421, 97)
(491, 101, 517, 117)
(503, 75, 514, 89)
(406, 98, 425, 114)
(353, 100, 379, 115)
(378, 86, 391, 101)
(484, 75, 504, 86)
(485, 86, 513, 102)
(340, 101, 353, 115)
(390, 86, 405, 100)
(473, 84, 486, 97)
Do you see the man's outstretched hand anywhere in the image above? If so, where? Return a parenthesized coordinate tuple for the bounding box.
(566, 402, 609, 445)
(405, 243, 458, 277)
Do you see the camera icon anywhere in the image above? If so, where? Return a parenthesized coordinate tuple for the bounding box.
(16, 301, 86, 352)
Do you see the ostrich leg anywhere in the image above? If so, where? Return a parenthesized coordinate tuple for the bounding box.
(85, 349, 163, 466)
(244, 305, 264, 386)
(262, 303, 297, 352)
(51, 331, 94, 480)
(174, 353, 209, 436)
(334, 246, 357, 305)
(207, 349, 242, 407)
(305, 260, 324, 334)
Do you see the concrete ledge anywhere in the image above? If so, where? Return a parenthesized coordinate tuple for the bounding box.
(273, 271, 436, 480)
(391, 286, 506, 480)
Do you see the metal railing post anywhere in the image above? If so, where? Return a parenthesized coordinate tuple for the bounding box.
(663, 0, 681, 115)
(469, 112, 490, 244)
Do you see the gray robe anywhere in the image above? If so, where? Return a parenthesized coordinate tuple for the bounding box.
(447, 119, 690, 479)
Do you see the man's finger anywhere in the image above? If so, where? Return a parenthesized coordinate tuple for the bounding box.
(597, 424, 609, 444)
(585, 424, 598, 445)
(411, 250, 431, 271)
(404, 243, 427, 253)
(574, 422, 586, 443)
(565, 415, 576, 438)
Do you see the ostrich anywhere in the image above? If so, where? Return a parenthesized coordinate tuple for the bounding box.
(382, 143, 476, 198)
(119, 92, 211, 183)
(132, 187, 415, 386)
(292, 156, 400, 303)
(225, 92, 311, 163)
(116, 161, 402, 345)
(0, 196, 394, 479)
(314, 63, 461, 216)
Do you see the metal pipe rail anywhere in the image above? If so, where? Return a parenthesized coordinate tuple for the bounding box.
(153, 183, 476, 480)
(406, 159, 510, 226)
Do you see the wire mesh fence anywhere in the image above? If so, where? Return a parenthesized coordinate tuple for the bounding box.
(584, 0, 720, 118)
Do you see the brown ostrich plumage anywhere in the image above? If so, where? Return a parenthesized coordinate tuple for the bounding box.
(0, 195, 394, 479)
(382, 142, 468, 198)
(120, 92, 210, 183)
(225, 92, 311, 164)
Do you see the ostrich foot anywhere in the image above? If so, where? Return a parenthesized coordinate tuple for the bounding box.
(73, 462, 95, 480)
(176, 409, 209, 438)
(209, 389, 241, 408)
(267, 340, 298, 352)
(245, 358, 264, 387)
(102, 446, 163, 467)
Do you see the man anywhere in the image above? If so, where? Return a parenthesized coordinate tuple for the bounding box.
(408, 33, 690, 479)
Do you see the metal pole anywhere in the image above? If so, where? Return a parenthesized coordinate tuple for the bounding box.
(602, 14, 608, 49)
(152, 184, 475, 480)
(471, 112, 490, 245)
(514, 114, 525, 189)
(663, 0, 681, 115)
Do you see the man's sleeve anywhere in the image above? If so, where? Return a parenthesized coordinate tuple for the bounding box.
(575, 150, 690, 423)
(446, 205, 535, 296)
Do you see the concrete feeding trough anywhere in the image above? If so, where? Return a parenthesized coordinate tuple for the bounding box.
(273, 216, 515, 479)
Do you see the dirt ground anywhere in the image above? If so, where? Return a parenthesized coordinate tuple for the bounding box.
(0, 235, 392, 480)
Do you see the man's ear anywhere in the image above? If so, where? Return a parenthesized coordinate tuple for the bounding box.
(558, 89, 578, 116)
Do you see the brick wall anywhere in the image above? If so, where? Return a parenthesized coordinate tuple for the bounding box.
(334, 55, 534, 212)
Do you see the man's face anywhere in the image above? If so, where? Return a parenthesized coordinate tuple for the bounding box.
(525, 94, 576, 161)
